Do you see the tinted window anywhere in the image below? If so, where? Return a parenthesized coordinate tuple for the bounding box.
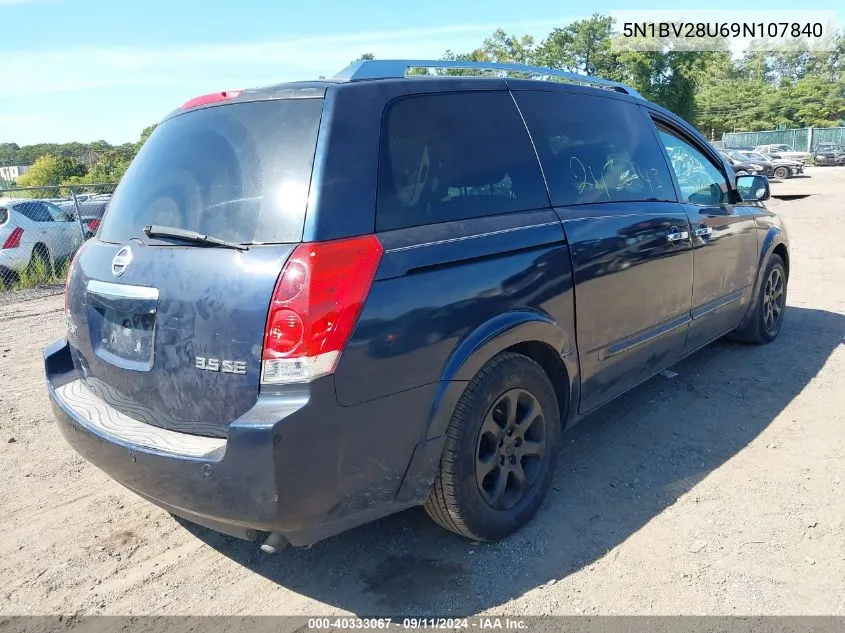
(656, 125, 729, 206)
(0, 207, 7, 224)
(376, 91, 548, 232)
(514, 91, 674, 207)
(17, 202, 53, 222)
(100, 98, 323, 245)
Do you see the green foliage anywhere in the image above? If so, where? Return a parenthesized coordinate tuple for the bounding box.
(442, 16, 845, 139)
(3, 124, 155, 195)
(15, 155, 87, 197)
(534, 14, 620, 78)
(2, 250, 69, 291)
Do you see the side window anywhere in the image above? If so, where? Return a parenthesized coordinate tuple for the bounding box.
(513, 90, 675, 206)
(17, 202, 53, 222)
(376, 91, 549, 232)
(44, 201, 72, 222)
(656, 125, 730, 206)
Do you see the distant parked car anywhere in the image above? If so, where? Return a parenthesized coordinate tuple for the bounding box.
(812, 143, 845, 166)
(718, 150, 767, 176)
(754, 144, 811, 164)
(59, 199, 109, 238)
(0, 199, 84, 279)
(741, 151, 804, 179)
(723, 145, 756, 152)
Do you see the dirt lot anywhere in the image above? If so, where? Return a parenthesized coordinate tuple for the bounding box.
(1, 168, 843, 618)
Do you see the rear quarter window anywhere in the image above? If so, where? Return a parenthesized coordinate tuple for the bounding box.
(376, 91, 549, 232)
(513, 90, 675, 207)
(0, 208, 7, 224)
(99, 98, 323, 245)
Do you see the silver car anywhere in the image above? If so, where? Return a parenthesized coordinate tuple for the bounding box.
(753, 144, 811, 164)
(0, 199, 84, 277)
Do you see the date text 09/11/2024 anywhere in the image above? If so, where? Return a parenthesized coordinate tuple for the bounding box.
(306, 618, 528, 630)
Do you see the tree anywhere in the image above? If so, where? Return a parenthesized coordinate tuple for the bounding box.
(352, 53, 375, 64)
(535, 14, 621, 78)
(16, 155, 86, 196)
(480, 29, 536, 64)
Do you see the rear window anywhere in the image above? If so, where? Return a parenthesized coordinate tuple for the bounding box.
(513, 91, 675, 207)
(100, 98, 323, 245)
(376, 91, 549, 232)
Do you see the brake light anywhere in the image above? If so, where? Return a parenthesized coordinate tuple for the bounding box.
(261, 235, 383, 385)
(65, 242, 88, 316)
(2, 227, 23, 249)
(87, 218, 100, 232)
(181, 90, 243, 110)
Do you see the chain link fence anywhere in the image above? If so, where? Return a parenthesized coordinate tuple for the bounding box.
(0, 183, 117, 304)
(722, 126, 845, 152)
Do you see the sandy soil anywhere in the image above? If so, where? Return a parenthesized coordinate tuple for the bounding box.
(1, 168, 843, 618)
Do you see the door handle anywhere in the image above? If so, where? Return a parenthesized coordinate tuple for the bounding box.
(666, 230, 689, 242)
(693, 226, 713, 237)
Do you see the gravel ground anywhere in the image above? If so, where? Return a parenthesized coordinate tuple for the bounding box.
(0, 167, 843, 618)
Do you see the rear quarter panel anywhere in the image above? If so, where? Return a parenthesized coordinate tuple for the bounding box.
(333, 211, 576, 409)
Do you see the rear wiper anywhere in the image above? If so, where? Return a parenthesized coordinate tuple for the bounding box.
(143, 225, 249, 251)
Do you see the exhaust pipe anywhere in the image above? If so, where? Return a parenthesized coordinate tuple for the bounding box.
(260, 532, 289, 554)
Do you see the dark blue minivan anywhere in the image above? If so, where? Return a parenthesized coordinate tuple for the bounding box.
(45, 60, 790, 551)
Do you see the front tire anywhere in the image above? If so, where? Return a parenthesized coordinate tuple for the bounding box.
(425, 352, 560, 541)
(773, 166, 789, 179)
(732, 254, 787, 344)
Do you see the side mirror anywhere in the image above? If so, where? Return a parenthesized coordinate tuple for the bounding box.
(736, 174, 770, 202)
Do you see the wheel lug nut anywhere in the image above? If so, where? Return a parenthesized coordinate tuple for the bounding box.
(499, 456, 505, 465)
(509, 455, 516, 464)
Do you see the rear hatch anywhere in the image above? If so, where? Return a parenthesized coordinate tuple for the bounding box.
(65, 96, 323, 437)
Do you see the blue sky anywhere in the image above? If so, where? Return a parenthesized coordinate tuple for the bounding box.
(0, 0, 841, 146)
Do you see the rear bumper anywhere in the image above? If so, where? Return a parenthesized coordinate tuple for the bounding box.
(45, 338, 441, 546)
(0, 246, 30, 273)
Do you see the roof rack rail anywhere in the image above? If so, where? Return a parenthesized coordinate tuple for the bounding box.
(333, 59, 643, 99)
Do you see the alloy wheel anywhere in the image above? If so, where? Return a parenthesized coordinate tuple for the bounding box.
(475, 388, 547, 510)
(763, 266, 785, 335)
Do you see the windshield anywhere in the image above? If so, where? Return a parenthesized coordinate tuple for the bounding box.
(99, 98, 323, 245)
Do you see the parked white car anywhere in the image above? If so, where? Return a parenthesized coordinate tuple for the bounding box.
(753, 144, 811, 164)
(0, 199, 84, 277)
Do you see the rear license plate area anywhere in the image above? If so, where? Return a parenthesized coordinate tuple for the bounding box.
(88, 306, 156, 370)
(84, 282, 159, 371)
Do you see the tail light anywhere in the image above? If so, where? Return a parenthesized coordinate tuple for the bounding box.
(87, 218, 100, 233)
(261, 235, 383, 385)
(65, 242, 88, 317)
(2, 227, 23, 249)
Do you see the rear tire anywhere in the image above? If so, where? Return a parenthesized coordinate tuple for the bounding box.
(732, 254, 787, 344)
(425, 352, 560, 541)
(28, 243, 54, 277)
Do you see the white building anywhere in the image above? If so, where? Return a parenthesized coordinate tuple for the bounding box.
(0, 165, 29, 181)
